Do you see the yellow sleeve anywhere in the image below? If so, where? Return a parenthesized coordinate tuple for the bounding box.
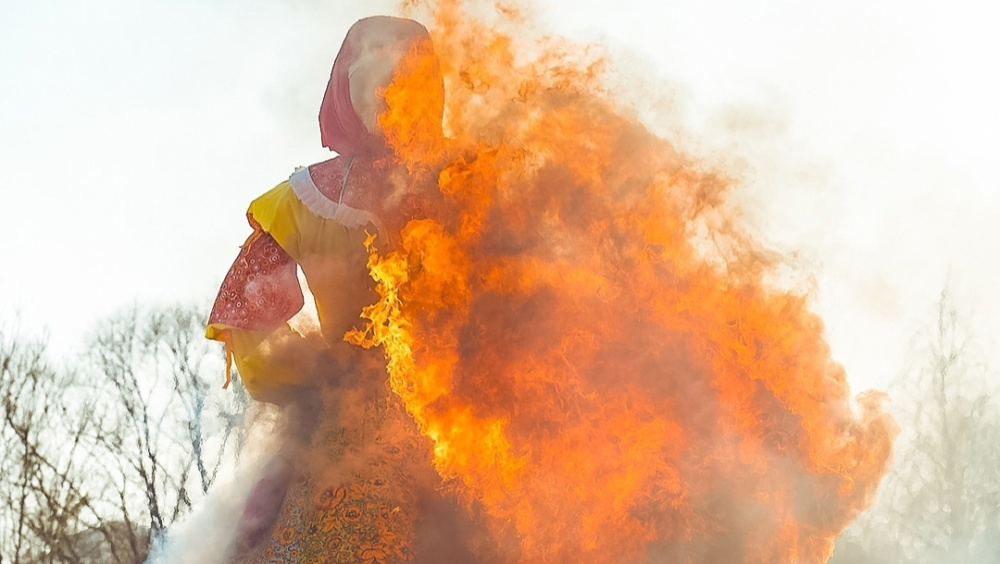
(247, 181, 320, 261)
(210, 179, 366, 404)
(248, 180, 363, 262)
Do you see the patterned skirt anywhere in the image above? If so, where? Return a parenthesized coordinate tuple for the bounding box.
(228, 384, 475, 564)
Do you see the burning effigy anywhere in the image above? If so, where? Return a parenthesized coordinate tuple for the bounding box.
(204, 1, 897, 562)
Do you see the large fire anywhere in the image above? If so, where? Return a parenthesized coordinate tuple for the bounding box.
(349, 1, 897, 562)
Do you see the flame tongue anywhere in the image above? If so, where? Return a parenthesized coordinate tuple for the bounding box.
(350, 2, 897, 562)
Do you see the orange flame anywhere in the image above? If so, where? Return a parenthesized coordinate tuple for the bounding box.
(351, 1, 897, 562)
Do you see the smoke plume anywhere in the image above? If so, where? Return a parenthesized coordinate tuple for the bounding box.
(348, 0, 898, 562)
(156, 1, 897, 562)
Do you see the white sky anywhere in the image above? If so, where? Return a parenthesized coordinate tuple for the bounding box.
(2, 0, 998, 392)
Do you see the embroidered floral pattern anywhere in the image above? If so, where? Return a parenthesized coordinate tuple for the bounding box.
(232, 390, 429, 564)
(209, 230, 303, 331)
(307, 157, 349, 202)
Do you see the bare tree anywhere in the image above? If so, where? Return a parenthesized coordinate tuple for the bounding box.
(0, 326, 126, 563)
(0, 303, 247, 564)
(145, 306, 247, 496)
(84, 303, 247, 557)
(832, 289, 1000, 563)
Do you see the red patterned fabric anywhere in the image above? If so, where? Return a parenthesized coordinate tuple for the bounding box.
(329, 156, 382, 215)
(307, 157, 350, 201)
(308, 156, 386, 213)
(208, 229, 304, 331)
(318, 23, 374, 157)
(305, 155, 433, 237)
(319, 18, 432, 157)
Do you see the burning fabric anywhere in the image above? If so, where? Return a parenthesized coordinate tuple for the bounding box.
(206, 1, 896, 563)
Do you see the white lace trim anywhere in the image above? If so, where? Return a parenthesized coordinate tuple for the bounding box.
(288, 167, 383, 231)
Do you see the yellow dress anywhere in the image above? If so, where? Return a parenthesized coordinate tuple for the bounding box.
(206, 177, 375, 403)
(207, 160, 475, 563)
(204, 13, 467, 561)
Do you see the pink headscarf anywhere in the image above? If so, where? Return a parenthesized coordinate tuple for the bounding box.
(318, 16, 435, 156)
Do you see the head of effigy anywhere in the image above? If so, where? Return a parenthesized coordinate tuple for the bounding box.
(318, 16, 444, 158)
